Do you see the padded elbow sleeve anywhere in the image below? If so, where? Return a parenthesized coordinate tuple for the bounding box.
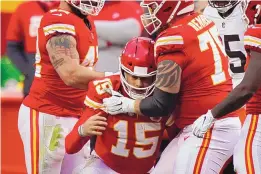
(140, 88, 178, 117)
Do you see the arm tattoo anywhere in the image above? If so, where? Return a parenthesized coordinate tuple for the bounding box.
(48, 35, 78, 58)
(48, 35, 79, 69)
(155, 60, 181, 88)
(51, 56, 65, 69)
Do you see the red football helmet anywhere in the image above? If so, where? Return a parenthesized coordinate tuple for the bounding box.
(120, 37, 157, 99)
(245, 0, 261, 25)
(140, 0, 194, 35)
(65, 0, 105, 16)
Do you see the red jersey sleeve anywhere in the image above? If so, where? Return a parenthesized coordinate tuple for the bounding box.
(84, 75, 121, 110)
(155, 28, 188, 69)
(65, 108, 94, 154)
(244, 25, 261, 53)
(6, 6, 23, 42)
(40, 9, 77, 42)
(65, 75, 121, 154)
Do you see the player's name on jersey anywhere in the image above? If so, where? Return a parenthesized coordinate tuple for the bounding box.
(188, 15, 212, 32)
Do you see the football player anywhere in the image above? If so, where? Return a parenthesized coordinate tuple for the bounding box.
(65, 37, 175, 174)
(102, 0, 241, 173)
(18, 0, 111, 173)
(204, 0, 249, 122)
(204, 0, 249, 88)
(6, 0, 59, 97)
(192, 1, 261, 174)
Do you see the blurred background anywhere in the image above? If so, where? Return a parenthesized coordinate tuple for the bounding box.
(0, 1, 207, 174)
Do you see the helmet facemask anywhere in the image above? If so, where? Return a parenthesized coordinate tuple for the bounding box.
(120, 61, 156, 100)
(140, 0, 194, 35)
(209, 0, 240, 13)
(245, 1, 261, 26)
(67, 0, 105, 16)
(140, 1, 163, 35)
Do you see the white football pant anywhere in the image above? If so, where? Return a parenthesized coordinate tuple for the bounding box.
(234, 114, 261, 174)
(18, 104, 88, 174)
(152, 117, 241, 174)
(73, 152, 119, 174)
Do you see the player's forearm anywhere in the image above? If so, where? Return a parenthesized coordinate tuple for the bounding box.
(211, 85, 254, 118)
(135, 88, 178, 117)
(212, 51, 261, 118)
(68, 65, 105, 89)
(65, 126, 90, 154)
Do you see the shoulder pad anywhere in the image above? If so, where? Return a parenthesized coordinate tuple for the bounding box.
(244, 25, 261, 53)
(155, 27, 184, 57)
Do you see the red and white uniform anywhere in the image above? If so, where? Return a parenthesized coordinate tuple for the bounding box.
(19, 9, 98, 174)
(66, 75, 174, 174)
(233, 25, 261, 174)
(151, 13, 241, 174)
(24, 9, 98, 116)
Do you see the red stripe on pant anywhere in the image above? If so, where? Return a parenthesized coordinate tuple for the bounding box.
(30, 109, 40, 174)
(245, 115, 258, 174)
(193, 126, 214, 174)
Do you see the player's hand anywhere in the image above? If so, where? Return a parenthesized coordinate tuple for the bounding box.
(81, 112, 108, 136)
(102, 89, 135, 115)
(192, 110, 216, 138)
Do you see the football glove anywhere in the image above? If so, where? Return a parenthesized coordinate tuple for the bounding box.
(103, 89, 135, 115)
(192, 110, 216, 138)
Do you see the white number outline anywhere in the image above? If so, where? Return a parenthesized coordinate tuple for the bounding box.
(93, 78, 113, 95)
(111, 120, 161, 158)
(82, 46, 98, 67)
(111, 120, 130, 157)
(35, 35, 41, 78)
(29, 16, 42, 37)
(198, 26, 227, 85)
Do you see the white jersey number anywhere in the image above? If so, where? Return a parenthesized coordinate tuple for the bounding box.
(35, 35, 41, 78)
(111, 120, 161, 158)
(198, 26, 227, 85)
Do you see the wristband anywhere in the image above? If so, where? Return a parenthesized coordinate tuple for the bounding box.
(78, 125, 86, 137)
(105, 72, 113, 77)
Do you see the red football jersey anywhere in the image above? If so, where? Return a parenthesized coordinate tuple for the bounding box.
(244, 24, 261, 115)
(23, 9, 98, 117)
(6, 1, 57, 53)
(155, 13, 239, 129)
(65, 75, 174, 174)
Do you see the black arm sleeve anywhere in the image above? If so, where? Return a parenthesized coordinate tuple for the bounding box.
(7, 41, 30, 75)
(140, 87, 178, 117)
